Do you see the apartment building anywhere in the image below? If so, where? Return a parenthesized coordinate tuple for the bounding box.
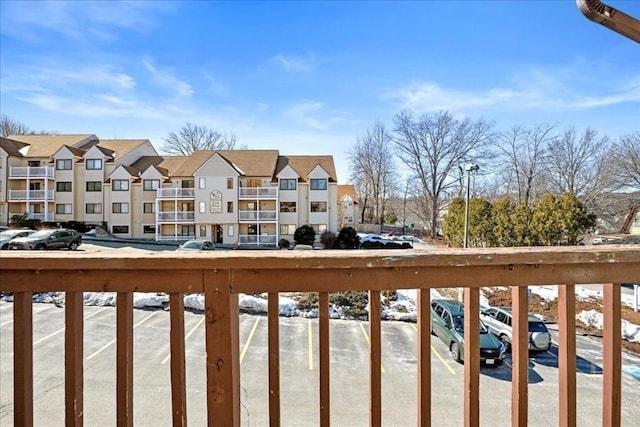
(337, 184, 360, 229)
(0, 134, 338, 246)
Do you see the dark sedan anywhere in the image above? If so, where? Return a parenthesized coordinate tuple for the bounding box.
(8, 229, 82, 250)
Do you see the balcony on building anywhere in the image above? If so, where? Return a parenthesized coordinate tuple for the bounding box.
(156, 211, 195, 223)
(238, 210, 277, 222)
(156, 188, 195, 199)
(8, 189, 55, 201)
(238, 186, 278, 199)
(8, 166, 55, 179)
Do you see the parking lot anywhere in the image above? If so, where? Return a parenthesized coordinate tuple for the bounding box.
(1, 299, 640, 426)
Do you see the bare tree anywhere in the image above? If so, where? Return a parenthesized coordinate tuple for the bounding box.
(495, 124, 555, 205)
(162, 122, 239, 155)
(348, 122, 399, 225)
(545, 127, 610, 204)
(608, 131, 640, 191)
(1, 115, 31, 137)
(392, 110, 494, 238)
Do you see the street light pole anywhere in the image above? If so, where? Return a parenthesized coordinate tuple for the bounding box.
(463, 164, 479, 248)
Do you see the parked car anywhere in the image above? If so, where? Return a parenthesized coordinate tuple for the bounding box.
(8, 229, 82, 250)
(430, 299, 506, 365)
(358, 233, 411, 249)
(176, 240, 215, 251)
(480, 307, 552, 352)
(0, 229, 35, 250)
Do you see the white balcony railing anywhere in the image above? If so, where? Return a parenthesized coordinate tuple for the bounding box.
(156, 211, 195, 222)
(8, 190, 55, 201)
(156, 188, 195, 199)
(9, 166, 55, 179)
(238, 234, 278, 245)
(238, 210, 277, 222)
(238, 187, 278, 199)
(8, 212, 55, 222)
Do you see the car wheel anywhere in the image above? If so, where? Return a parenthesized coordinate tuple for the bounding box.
(36, 244, 46, 250)
(451, 342, 462, 363)
(500, 334, 511, 352)
(0, 244, 7, 250)
(69, 242, 78, 251)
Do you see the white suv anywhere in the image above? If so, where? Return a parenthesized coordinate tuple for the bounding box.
(480, 307, 552, 352)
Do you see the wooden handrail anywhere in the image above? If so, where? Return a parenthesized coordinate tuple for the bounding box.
(1, 245, 638, 426)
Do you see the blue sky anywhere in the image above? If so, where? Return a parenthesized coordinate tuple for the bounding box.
(1, 0, 638, 184)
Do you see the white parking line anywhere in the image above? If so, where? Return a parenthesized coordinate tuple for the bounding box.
(87, 311, 158, 360)
(161, 316, 206, 365)
(33, 307, 108, 346)
(0, 304, 57, 327)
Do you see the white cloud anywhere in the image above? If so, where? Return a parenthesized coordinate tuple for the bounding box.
(271, 52, 315, 72)
(383, 69, 640, 114)
(284, 101, 353, 130)
(0, 1, 171, 42)
(142, 58, 194, 97)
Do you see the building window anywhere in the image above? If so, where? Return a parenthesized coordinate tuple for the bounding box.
(279, 224, 296, 235)
(280, 179, 296, 190)
(227, 201, 234, 213)
(199, 178, 206, 189)
(143, 203, 155, 214)
(56, 182, 72, 192)
(86, 203, 102, 214)
(86, 181, 102, 192)
(310, 179, 327, 190)
(86, 159, 102, 170)
(143, 179, 160, 191)
(227, 178, 234, 189)
(200, 225, 206, 237)
(112, 225, 129, 234)
(228, 225, 234, 237)
(112, 180, 129, 191)
(112, 202, 129, 214)
(310, 201, 327, 212)
(182, 180, 194, 189)
(56, 204, 72, 214)
(56, 159, 72, 170)
(199, 202, 206, 213)
(280, 202, 296, 213)
(143, 225, 156, 234)
(312, 224, 327, 234)
(181, 225, 195, 236)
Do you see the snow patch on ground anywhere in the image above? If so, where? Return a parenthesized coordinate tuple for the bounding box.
(577, 310, 640, 343)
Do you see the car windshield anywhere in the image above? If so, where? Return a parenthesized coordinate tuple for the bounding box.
(452, 315, 489, 333)
(181, 241, 202, 249)
(25, 230, 52, 238)
(0, 230, 22, 238)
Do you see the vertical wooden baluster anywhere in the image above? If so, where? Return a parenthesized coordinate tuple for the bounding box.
(463, 287, 479, 427)
(558, 284, 576, 427)
(14, 292, 33, 427)
(369, 290, 382, 427)
(603, 283, 621, 427)
(417, 288, 431, 427)
(511, 285, 528, 427)
(65, 292, 84, 426)
(205, 270, 240, 426)
(170, 293, 187, 426)
(268, 292, 281, 426)
(319, 292, 330, 427)
(116, 292, 134, 427)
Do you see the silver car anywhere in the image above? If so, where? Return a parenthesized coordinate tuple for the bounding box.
(0, 229, 35, 250)
(480, 307, 552, 351)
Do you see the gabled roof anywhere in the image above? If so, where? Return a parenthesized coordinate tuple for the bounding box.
(0, 137, 30, 157)
(274, 155, 338, 182)
(4, 134, 98, 157)
(129, 156, 166, 174)
(338, 185, 359, 203)
(156, 151, 214, 177)
(214, 150, 280, 177)
(95, 139, 149, 160)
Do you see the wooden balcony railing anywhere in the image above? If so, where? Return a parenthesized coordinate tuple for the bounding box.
(1, 245, 638, 426)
